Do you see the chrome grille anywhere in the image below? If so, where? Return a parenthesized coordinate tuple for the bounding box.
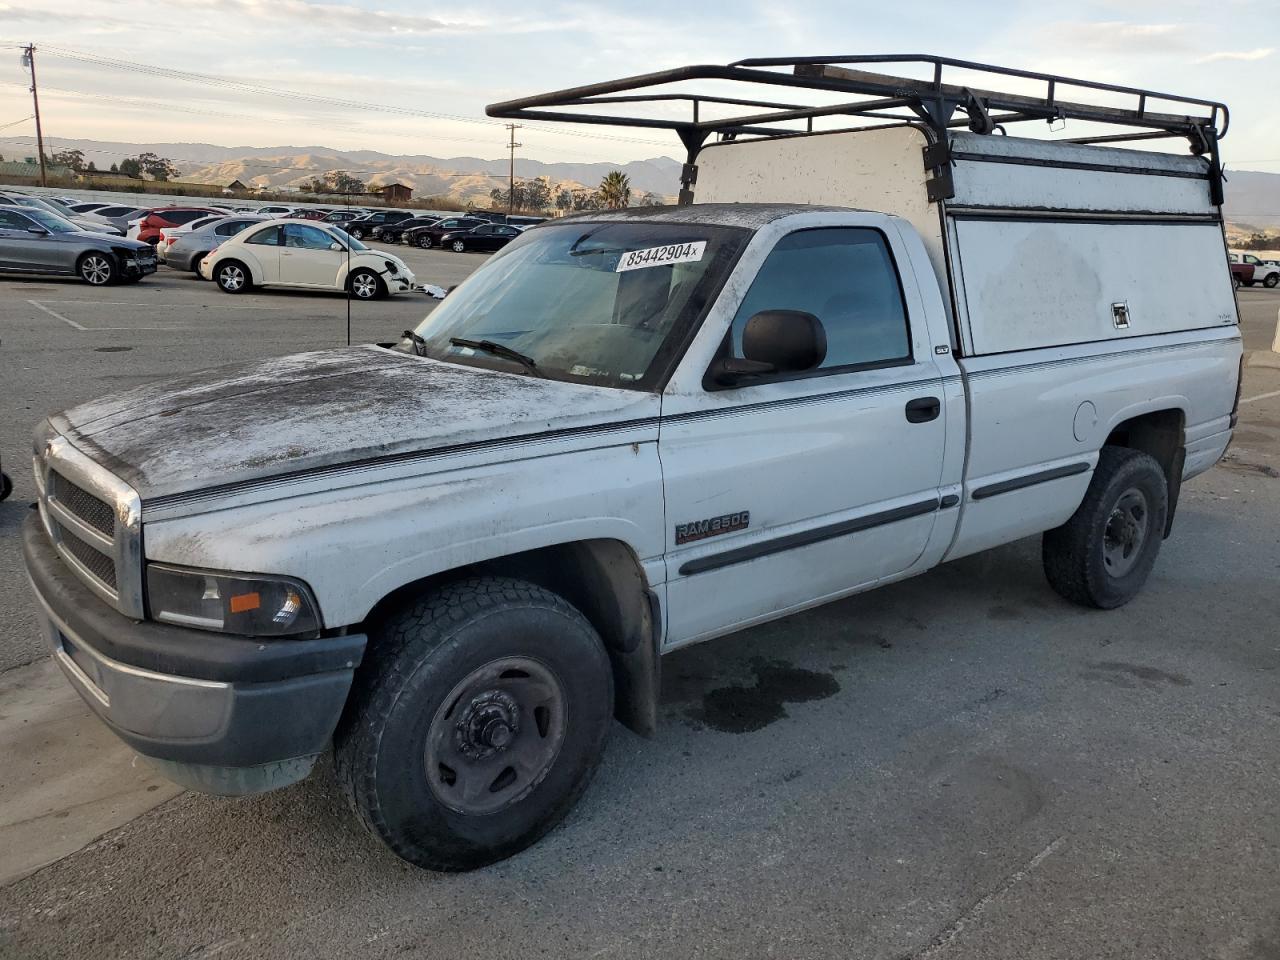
(34, 426, 144, 618)
(48, 470, 115, 535)
(52, 518, 118, 590)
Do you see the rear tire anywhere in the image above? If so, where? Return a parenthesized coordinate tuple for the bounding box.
(1266, 274, 1279, 289)
(1042, 447, 1168, 609)
(0, 472, 12, 502)
(417, 234, 433, 249)
(334, 577, 613, 871)
(190, 252, 209, 275)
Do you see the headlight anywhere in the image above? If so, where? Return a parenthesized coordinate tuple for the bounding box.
(146, 563, 321, 637)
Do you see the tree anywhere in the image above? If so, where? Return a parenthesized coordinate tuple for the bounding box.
(639, 191, 664, 207)
(50, 148, 85, 173)
(85, 160, 97, 173)
(324, 170, 365, 195)
(117, 157, 143, 178)
(555, 188, 573, 212)
(306, 176, 328, 194)
(109, 162, 119, 174)
(135, 152, 179, 181)
(571, 188, 603, 211)
(599, 171, 631, 209)
(524, 177, 552, 211)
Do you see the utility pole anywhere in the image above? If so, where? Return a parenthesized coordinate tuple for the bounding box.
(21, 44, 47, 187)
(504, 123, 522, 215)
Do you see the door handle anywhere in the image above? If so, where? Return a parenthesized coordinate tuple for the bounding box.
(905, 397, 941, 423)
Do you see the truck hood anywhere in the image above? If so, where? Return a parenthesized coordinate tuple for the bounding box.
(52, 346, 658, 502)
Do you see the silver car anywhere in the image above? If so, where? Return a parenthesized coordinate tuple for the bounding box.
(0, 192, 127, 236)
(0, 205, 156, 285)
(77, 203, 151, 233)
(164, 215, 268, 273)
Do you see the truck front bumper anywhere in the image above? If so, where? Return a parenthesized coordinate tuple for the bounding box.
(22, 511, 366, 796)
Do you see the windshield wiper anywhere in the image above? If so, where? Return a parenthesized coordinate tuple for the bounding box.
(450, 337, 541, 376)
(401, 329, 428, 357)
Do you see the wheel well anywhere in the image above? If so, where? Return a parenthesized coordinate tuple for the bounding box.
(362, 539, 661, 737)
(1104, 408, 1186, 536)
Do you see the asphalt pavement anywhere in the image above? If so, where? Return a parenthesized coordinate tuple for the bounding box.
(0, 267, 1278, 959)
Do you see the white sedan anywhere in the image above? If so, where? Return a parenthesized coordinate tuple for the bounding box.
(200, 219, 416, 299)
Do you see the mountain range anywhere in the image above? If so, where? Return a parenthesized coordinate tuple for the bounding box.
(0, 137, 684, 205)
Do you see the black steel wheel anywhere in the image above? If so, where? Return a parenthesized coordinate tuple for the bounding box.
(1043, 446, 1168, 609)
(335, 577, 613, 871)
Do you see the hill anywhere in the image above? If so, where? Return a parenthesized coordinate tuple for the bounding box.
(0, 137, 683, 206)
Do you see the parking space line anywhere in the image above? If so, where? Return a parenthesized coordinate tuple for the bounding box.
(36, 299, 292, 311)
(28, 300, 85, 330)
(1241, 388, 1280, 405)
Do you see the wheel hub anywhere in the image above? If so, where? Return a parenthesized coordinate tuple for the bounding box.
(455, 689, 520, 760)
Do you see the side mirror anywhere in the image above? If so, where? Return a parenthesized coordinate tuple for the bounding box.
(329, 242, 344, 251)
(711, 310, 826, 386)
(27, 226, 49, 236)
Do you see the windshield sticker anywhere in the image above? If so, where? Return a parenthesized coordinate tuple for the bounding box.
(616, 241, 707, 273)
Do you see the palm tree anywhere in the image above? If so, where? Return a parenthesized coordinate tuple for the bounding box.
(599, 171, 631, 209)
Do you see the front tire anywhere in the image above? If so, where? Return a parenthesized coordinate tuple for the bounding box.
(348, 268, 384, 300)
(215, 260, 251, 294)
(1266, 274, 1279, 289)
(0, 471, 12, 501)
(334, 577, 613, 871)
(451, 239, 467, 253)
(349, 227, 365, 240)
(77, 252, 116, 286)
(417, 234, 433, 249)
(1042, 446, 1169, 609)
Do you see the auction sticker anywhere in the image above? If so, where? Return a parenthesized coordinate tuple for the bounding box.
(616, 241, 707, 272)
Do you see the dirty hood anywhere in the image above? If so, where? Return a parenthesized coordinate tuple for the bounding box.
(52, 346, 659, 501)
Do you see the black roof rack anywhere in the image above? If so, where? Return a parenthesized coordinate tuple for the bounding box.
(487, 55, 1228, 200)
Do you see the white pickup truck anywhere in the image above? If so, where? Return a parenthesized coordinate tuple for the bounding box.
(23, 56, 1241, 871)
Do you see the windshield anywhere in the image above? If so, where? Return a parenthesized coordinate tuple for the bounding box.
(405, 220, 749, 390)
(25, 209, 80, 233)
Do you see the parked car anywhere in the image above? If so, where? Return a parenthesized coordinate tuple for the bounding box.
(403, 215, 487, 248)
(0, 193, 126, 236)
(127, 207, 223, 245)
(0, 204, 156, 284)
(1230, 260, 1254, 289)
(437, 222, 522, 253)
(254, 205, 298, 218)
(162, 215, 267, 272)
(1228, 251, 1280, 288)
(294, 209, 331, 221)
(82, 204, 151, 234)
(40, 196, 128, 236)
(68, 202, 112, 214)
(374, 216, 439, 243)
(20, 57, 1243, 875)
(199, 219, 415, 298)
(344, 210, 414, 240)
(156, 214, 227, 262)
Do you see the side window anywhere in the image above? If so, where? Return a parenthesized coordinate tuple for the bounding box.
(284, 224, 336, 249)
(0, 210, 32, 229)
(729, 228, 910, 373)
(168, 210, 207, 225)
(474, 225, 493, 235)
(245, 226, 282, 246)
(1228, 253, 1239, 263)
(1244, 255, 1261, 265)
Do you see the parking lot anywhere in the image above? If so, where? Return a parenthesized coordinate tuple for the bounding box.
(1, 265, 1279, 959)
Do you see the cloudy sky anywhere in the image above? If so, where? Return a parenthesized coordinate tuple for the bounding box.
(0, 0, 1277, 171)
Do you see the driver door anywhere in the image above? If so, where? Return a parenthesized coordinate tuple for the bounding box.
(660, 226, 948, 646)
(242, 225, 283, 282)
(280, 223, 345, 287)
(0, 210, 41, 271)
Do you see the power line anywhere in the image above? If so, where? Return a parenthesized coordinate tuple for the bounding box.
(0, 115, 33, 131)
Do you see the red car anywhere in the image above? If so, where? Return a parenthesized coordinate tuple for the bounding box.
(127, 206, 223, 245)
(1230, 260, 1254, 290)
